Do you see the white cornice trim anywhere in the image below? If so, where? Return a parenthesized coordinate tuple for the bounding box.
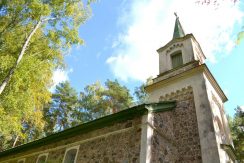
(145, 64, 227, 102)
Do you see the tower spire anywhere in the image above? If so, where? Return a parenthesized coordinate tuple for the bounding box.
(173, 13, 185, 39)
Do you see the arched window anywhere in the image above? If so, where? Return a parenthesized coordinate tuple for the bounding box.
(63, 146, 79, 163)
(36, 153, 48, 163)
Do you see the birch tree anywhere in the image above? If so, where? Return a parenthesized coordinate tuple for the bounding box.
(0, 0, 92, 150)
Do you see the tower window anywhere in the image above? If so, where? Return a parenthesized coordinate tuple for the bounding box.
(171, 52, 183, 68)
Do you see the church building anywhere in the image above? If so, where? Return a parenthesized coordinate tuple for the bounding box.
(0, 16, 236, 163)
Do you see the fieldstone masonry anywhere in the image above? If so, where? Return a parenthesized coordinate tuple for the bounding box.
(1, 118, 142, 163)
(76, 122, 141, 163)
(148, 86, 201, 163)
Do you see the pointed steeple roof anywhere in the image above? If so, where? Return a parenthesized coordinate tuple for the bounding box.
(173, 13, 185, 39)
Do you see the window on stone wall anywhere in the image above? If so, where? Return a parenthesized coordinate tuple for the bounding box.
(17, 158, 25, 163)
(36, 153, 48, 163)
(63, 146, 79, 163)
(171, 52, 183, 69)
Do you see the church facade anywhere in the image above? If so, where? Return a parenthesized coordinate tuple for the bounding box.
(0, 17, 236, 163)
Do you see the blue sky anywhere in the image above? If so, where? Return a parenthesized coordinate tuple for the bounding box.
(53, 0, 244, 116)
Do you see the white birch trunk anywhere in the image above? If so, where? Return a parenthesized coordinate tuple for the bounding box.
(0, 17, 55, 95)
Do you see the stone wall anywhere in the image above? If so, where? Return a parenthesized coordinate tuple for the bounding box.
(0, 118, 142, 163)
(150, 111, 178, 163)
(76, 126, 141, 163)
(151, 86, 202, 163)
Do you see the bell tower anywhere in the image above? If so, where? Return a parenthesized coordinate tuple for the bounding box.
(145, 15, 236, 163)
(158, 13, 206, 75)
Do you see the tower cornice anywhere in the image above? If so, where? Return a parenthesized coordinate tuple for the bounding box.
(145, 63, 227, 102)
(157, 34, 206, 60)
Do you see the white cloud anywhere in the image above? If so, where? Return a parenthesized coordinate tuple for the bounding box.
(51, 68, 73, 91)
(240, 106, 244, 112)
(106, 0, 244, 82)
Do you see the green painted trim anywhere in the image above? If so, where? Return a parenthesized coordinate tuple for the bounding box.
(145, 101, 176, 113)
(220, 144, 237, 161)
(0, 102, 175, 158)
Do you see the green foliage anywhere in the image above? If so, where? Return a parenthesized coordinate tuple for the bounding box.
(103, 79, 133, 113)
(43, 80, 133, 136)
(0, 0, 91, 149)
(134, 84, 148, 104)
(43, 81, 82, 134)
(134, 77, 152, 104)
(229, 106, 244, 162)
(80, 80, 133, 120)
(80, 81, 106, 120)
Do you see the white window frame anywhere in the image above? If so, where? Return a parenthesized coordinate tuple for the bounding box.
(36, 153, 48, 163)
(62, 145, 80, 163)
(17, 158, 26, 163)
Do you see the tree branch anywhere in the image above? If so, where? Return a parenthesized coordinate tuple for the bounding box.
(0, 17, 56, 95)
(12, 135, 19, 148)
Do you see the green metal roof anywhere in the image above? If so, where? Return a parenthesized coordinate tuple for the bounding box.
(173, 15, 185, 39)
(0, 102, 176, 158)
